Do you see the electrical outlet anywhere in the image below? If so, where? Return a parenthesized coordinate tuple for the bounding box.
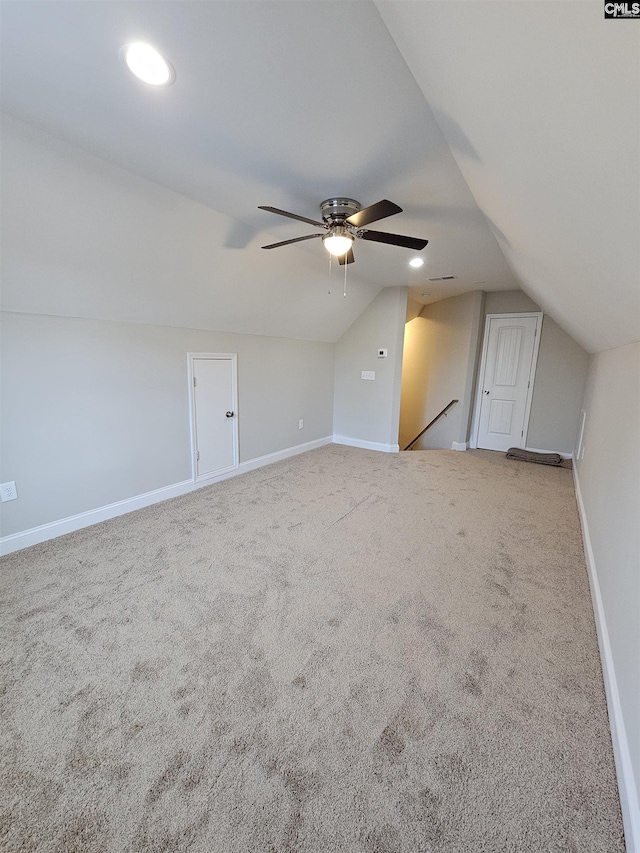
(298, 419, 304, 429)
(1, 481, 18, 502)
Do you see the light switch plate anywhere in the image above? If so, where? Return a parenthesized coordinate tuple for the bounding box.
(361, 371, 375, 381)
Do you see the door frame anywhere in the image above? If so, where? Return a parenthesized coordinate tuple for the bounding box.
(469, 312, 543, 450)
(187, 353, 239, 482)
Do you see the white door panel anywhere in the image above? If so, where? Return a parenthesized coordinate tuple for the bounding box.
(477, 316, 539, 452)
(190, 355, 238, 480)
(488, 398, 516, 436)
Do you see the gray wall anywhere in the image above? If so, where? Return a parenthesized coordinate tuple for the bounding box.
(333, 287, 407, 449)
(527, 315, 590, 453)
(481, 291, 589, 454)
(399, 315, 431, 449)
(575, 341, 640, 826)
(0, 312, 334, 536)
(483, 291, 539, 315)
(405, 296, 424, 323)
(399, 291, 483, 450)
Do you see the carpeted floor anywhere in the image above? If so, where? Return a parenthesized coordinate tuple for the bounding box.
(0, 446, 624, 852)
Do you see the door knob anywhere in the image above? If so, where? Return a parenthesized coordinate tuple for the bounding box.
(226, 411, 234, 418)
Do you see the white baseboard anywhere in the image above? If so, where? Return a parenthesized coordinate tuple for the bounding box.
(237, 436, 333, 475)
(451, 441, 468, 451)
(1, 478, 195, 556)
(573, 464, 640, 851)
(0, 436, 333, 556)
(333, 435, 399, 453)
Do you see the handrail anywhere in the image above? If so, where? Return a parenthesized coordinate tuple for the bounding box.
(403, 399, 459, 451)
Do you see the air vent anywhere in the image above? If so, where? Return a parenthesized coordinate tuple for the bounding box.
(428, 275, 456, 282)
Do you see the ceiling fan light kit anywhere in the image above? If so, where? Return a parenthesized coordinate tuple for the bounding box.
(323, 228, 354, 258)
(258, 197, 428, 267)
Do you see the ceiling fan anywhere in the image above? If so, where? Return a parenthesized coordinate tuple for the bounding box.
(258, 198, 428, 265)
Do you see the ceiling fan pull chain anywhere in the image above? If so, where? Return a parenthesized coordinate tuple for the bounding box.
(343, 259, 347, 298)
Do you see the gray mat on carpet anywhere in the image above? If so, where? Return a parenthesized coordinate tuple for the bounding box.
(506, 447, 572, 467)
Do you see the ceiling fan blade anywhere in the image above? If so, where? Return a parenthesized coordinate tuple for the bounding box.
(258, 206, 326, 229)
(359, 230, 428, 251)
(346, 199, 402, 228)
(338, 247, 355, 266)
(261, 234, 324, 249)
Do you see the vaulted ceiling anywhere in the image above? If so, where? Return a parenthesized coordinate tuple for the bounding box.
(1, 1, 637, 350)
(377, 1, 639, 353)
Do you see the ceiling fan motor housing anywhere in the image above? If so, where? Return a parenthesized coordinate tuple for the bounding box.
(320, 198, 361, 226)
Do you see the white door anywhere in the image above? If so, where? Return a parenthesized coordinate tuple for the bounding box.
(476, 315, 540, 452)
(189, 354, 238, 480)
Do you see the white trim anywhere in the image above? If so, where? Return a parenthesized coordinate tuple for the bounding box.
(451, 441, 468, 451)
(333, 435, 400, 453)
(575, 409, 587, 461)
(471, 312, 543, 451)
(573, 464, 640, 851)
(524, 446, 573, 459)
(187, 353, 239, 482)
(237, 435, 332, 474)
(0, 436, 333, 556)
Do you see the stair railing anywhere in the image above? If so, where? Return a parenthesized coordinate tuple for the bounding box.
(403, 399, 459, 451)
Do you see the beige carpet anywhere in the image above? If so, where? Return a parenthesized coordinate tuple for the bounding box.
(0, 446, 624, 852)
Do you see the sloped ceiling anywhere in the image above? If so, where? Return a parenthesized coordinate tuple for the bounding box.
(376, 0, 640, 353)
(1, 1, 517, 342)
(1, 1, 637, 351)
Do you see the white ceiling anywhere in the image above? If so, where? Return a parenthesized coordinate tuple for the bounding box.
(1, 1, 637, 351)
(377, 0, 639, 353)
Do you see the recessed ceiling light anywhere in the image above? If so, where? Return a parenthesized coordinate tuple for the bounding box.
(121, 42, 175, 86)
(409, 257, 424, 268)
